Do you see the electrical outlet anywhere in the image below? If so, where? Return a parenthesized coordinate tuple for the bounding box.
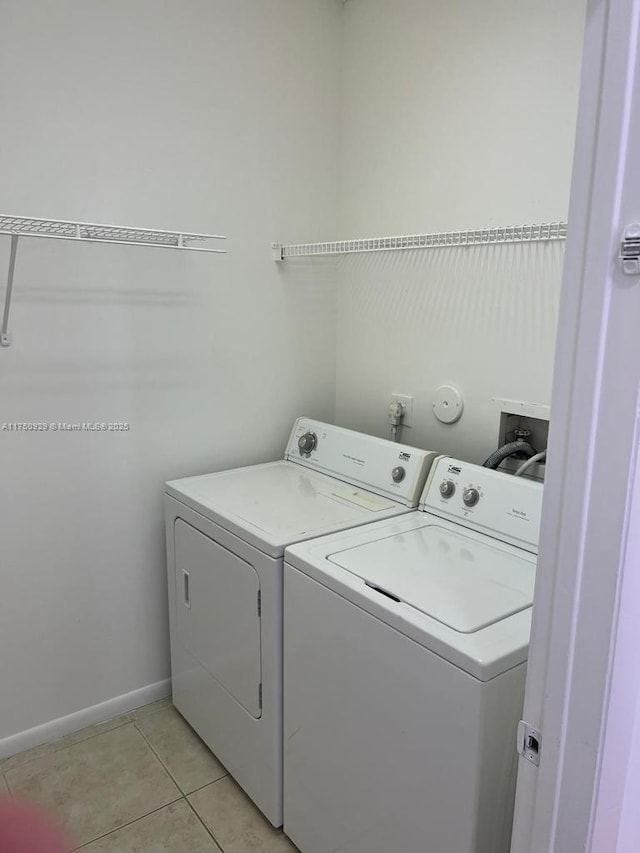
(392, 393, 413, 428)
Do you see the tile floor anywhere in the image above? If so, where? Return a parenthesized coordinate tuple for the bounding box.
(0, 698, 298, 852)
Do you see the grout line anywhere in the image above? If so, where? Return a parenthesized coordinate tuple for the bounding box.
(74, 795, 185, 850)
(132, 720, 188, 794)
(187, 781, 299, 853)
(1, 771, 12, 798)
(185, 775, 229, 798)
(184, 795, 226, 852)
(2, 715, 133, 774)
(128, 697, 172, 722)
(4, 771, 15, 798)
(132, 713, 228, 797)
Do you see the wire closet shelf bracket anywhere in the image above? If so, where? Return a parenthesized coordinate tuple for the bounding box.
(272, 221, 568, 261)
(0, 214, 227, 348)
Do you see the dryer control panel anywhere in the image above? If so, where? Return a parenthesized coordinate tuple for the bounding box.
(285, 418, 438, 508)
(421, 456, 543, 553)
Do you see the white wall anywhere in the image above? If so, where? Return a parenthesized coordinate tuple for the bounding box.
(0, 0, 588, 746)
(0, 0, 341, 742)
(334, 0, 585, 462)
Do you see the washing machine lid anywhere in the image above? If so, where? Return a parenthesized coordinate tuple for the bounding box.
(166, 461, 409, 558)
(327, 523, 535, 633)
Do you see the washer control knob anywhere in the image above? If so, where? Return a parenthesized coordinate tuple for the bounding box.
(298, 431, 317, 455)
(439, 480, 456, 498)
(463, 487, 480, 507)
(391, 466, 406, 483)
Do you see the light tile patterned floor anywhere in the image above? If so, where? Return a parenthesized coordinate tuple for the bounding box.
(0, 698, 298, 852)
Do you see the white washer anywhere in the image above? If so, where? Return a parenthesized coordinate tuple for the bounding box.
(283, 456, 543, 853)
(165, 418, 437, 827)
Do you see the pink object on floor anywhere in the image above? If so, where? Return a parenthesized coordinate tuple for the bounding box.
(0, 798, 71, 853)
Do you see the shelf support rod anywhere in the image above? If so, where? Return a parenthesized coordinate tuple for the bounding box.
(1, 235, 19, 347)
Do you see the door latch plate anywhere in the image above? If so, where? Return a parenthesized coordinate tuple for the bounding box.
(517, 720, 542, 766)
(620, 224, 640, 274)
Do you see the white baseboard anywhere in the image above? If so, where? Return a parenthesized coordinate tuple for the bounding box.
(0, 678, 172, 760)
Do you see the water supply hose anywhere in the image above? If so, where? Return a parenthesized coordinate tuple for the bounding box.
(514, 449, 547, 477)
(482, 439, 538, 470)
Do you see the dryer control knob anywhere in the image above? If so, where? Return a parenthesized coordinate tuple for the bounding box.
(391, 466, 406, 483)
(439, 479, 456, 498)
(463, 487, 480, 507)
(298, 432, 317, 455)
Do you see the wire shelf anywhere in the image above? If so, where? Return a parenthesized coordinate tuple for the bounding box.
(0, 215, 227, 252)
(1, 213, 226, 347)
(273, 221, 567, 260)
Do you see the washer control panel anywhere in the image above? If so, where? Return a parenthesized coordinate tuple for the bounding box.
(391, 466, 406, 483)
(422, 456, 544, 553)
(298, 431, 318, 456)
(439, 479, 456, 498)
(285, 418, 438, 507)
(462, 487, 480, 507)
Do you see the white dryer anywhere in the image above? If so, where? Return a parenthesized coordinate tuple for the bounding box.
(165, 418, 437, 827)
(283, 456, 543, 853)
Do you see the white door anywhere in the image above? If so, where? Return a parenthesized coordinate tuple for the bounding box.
(511, 1, 640, 850)
(174, 519, 262, 718)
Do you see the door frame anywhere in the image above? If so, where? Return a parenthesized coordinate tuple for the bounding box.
(511, 1, 640, 850)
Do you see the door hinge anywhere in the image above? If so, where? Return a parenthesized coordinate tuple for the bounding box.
(257, 590, 261, 616)
(620, 224, 640, 274)
(258, 682, 263, 709)
(517, 720, 542, 767)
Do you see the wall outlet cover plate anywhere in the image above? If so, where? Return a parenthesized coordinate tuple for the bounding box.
(392, 393, 413, 428)
(432, 384, 464, 424)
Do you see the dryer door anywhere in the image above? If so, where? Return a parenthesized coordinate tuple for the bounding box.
(174, 519, 262, 718)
